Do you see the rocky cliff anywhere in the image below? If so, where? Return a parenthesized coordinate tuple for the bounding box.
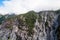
(0, 10, 60, 40)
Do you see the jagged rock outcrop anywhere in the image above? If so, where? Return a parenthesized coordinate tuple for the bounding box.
(0, 10, 60, 40)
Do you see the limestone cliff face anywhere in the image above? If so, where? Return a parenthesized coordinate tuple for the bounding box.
(0, 10, 60, 40)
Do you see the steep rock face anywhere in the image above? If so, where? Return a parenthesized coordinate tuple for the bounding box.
(33, 11, 59, 40)
(0, 10, 60, 40)
(56, 15, 60, 40)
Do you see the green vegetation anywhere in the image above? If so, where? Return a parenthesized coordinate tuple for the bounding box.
(0, 11, 37, 36)
(38, 14, 42, 23)
(0, 15, 5, 25)
(24, 11, 37, 36)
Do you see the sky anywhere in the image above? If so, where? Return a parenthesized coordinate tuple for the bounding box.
(0, 0, 60, 15)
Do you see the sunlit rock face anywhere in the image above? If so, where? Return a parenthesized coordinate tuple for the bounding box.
(0, 10, 60, 40)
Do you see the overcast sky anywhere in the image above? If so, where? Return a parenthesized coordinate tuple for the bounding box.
(0, 0, 60, 15)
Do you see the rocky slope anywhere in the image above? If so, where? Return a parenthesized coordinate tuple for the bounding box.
(0, 10, 60, 40)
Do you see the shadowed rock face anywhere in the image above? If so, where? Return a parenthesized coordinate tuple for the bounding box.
(0, 10, 60, 40)
(57, 15, 60, 25)
(56, 15, 60, 40)
(56, 25, 60, 40)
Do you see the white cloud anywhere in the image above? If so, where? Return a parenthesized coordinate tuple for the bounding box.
(0, 0, 60, 15)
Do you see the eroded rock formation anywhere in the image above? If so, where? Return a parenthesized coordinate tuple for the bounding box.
(0, 10, 60, 40)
